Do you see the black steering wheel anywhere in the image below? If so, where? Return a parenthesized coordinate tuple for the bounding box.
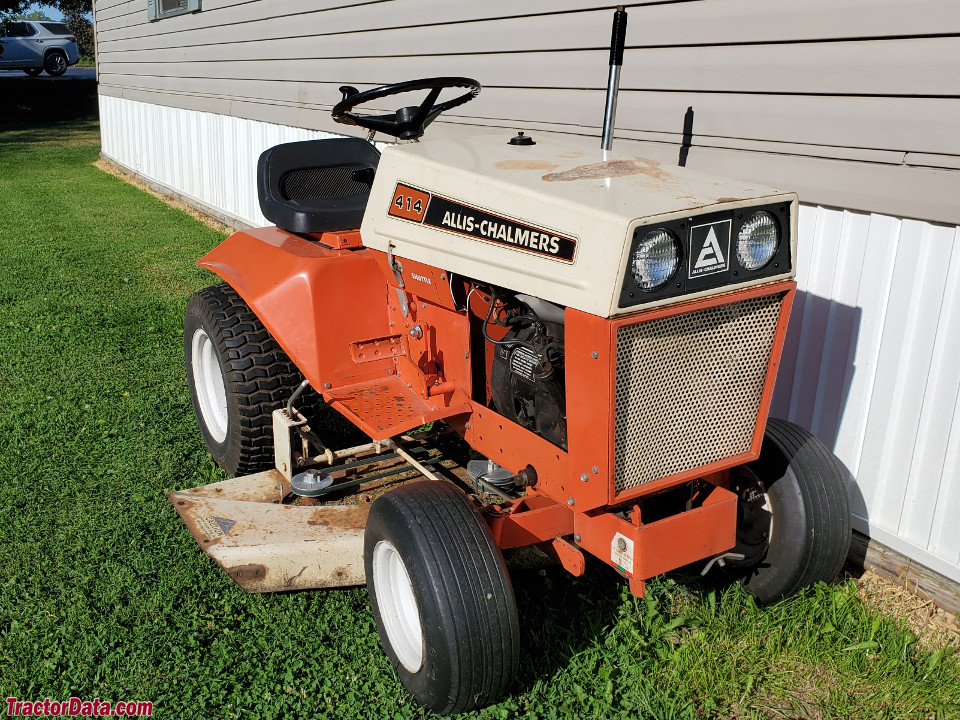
(331, 77, 481, 141)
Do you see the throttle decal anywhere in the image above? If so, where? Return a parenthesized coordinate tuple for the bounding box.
(387, 182, 578, 263)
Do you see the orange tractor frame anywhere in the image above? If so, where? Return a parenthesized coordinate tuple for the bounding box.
(199, 223, 795, 597)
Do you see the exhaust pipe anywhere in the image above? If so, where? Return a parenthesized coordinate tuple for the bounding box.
(601, 6, 628, 151)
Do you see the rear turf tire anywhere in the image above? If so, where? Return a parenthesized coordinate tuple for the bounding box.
(730, 418, 852, 603)
(364, 481, 520, 715)
(184, 283, 313, 476)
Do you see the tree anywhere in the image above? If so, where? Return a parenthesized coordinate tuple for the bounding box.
(0, 0, 29, 18)
(1, 0, 92, 20)
(57, 0, 90, 17)
(12, 9, 50, 19)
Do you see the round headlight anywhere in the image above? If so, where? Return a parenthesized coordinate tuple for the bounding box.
(632, 229, 680, 290)
(737, 211, 779, 270)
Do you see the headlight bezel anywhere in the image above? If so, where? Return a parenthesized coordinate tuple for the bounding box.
(619, 201, 792, 310)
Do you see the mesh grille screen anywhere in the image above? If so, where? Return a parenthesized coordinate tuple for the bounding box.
(279, 165, 368, 201)
(613, 293, 784, 493)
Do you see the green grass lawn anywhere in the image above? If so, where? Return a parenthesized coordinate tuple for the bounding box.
(0, 98, 958, 719)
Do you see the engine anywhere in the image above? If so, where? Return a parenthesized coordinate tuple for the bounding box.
(489, 292, 567, 449)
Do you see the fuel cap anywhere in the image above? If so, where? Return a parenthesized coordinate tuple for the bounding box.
(508, 131, 535, 146)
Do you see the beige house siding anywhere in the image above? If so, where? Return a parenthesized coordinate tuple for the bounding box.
(94, 0, 960, 224)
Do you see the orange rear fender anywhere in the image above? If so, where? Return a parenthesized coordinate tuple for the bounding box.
(198, 227, 394, 390)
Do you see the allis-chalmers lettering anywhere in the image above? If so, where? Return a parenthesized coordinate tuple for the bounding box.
(389, 182, 577, 262)
(440, 211, 562, 255)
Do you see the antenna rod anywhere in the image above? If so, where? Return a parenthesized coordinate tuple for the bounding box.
(601, 6, 628, 151)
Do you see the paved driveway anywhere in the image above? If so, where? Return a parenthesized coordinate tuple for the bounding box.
(0, 67, 96, 81)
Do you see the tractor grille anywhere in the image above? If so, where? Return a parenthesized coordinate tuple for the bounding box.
(613, 292, 785, 494)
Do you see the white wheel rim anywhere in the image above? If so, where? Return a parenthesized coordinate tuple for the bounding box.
(372, 540, 424, 672)
(191, 327, 228, 443)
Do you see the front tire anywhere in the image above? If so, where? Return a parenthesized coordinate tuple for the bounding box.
(364, 481, 520, 715)
(729, 418, 852, 603)
(184, 283, 311, 476)
(44, 51, 67, 77)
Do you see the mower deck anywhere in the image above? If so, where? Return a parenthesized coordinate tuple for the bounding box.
(170, 471, 369, 592)
(170, 431, 472, 592)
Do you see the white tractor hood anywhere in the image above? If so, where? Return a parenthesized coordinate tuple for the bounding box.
(361, 134, 797, 318)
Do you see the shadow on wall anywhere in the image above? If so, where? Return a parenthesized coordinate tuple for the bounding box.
(769, 290, 867, 517)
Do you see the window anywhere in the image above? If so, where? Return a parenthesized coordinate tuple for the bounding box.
(3, 22, 38, 37)
(146, 0, 200, 21)
(39, 22, 72, 36)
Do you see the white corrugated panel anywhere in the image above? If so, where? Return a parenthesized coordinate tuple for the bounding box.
(99, 96, 960, 582)
(771, 206, 960, 583)
(99, 95, 335, 226)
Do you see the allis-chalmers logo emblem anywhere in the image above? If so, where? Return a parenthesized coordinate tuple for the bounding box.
(688, 219, 731, 278)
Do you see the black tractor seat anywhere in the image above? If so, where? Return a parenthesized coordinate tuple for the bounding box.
(257, 137, 381, 234)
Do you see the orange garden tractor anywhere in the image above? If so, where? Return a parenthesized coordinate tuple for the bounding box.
(171, 12, 851, 714)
